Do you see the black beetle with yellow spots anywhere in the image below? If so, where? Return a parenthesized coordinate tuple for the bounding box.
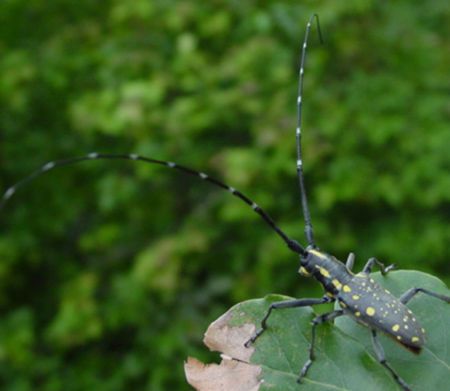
(0, 13, 448, 391)
(245, 245, 449, 390)
(243, 15, 450, 391)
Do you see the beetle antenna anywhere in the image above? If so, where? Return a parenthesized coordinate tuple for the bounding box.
(0, 153, 307, 256)
(296, 13, 323, 248)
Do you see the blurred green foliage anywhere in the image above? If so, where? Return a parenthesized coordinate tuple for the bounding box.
(0, 1, 448, 390)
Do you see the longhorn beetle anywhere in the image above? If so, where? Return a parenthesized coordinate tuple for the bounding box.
(1, 13, 449, 391)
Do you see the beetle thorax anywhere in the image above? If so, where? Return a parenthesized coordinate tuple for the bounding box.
(298, 249, 352, 294)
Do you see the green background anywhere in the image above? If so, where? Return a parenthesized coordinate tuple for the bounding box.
(0, 1, 448, 390)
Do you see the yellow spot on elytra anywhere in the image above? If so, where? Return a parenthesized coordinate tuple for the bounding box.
(340, 301, 347, 308)
(384, 289, 391, 294)
(299, 266, 311, 277)
(355, 311, 361, 317)
(404, 325, 409, 330)
(392, 324, 400, 332)
(403, 316, 408, 322)
(397, 336, 402, 341)
(332, 279, 342, 290)
(343, 285, 352, 292)
(370, 278, 375, 283)
(326, 292, 334, 298)
(411, 337, 420, 343)
(412, 317, 416, 322)
(366, 307, 375, 316)
(421, 328, 426, 333)
(352, 295, 360, 300)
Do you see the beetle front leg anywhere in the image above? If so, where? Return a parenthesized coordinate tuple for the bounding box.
(244, 296, 332, 348)
(345, 252, 355, 271)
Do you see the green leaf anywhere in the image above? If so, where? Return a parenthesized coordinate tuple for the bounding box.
(186, 271, 450, 391)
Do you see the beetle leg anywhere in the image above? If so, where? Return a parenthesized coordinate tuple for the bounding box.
(345, 252, 355, 271)
(399, 287, 450, 305)
(362, 257, 396, 275)
(371, 329, 411, 391)
(297, 309, 344, 383)
(244, 296, 332, 348)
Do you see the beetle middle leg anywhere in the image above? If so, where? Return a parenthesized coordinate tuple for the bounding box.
(244, 296, 332, 347)
(362, 257, 396, 275)
(298, 309, 345, 383)
(371, 329, 411, 391)
(399, 287, 450, 305)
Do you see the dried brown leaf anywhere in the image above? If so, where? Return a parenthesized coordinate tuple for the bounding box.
(185, 357, 261, 391)
(185, 307, 262, 391)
